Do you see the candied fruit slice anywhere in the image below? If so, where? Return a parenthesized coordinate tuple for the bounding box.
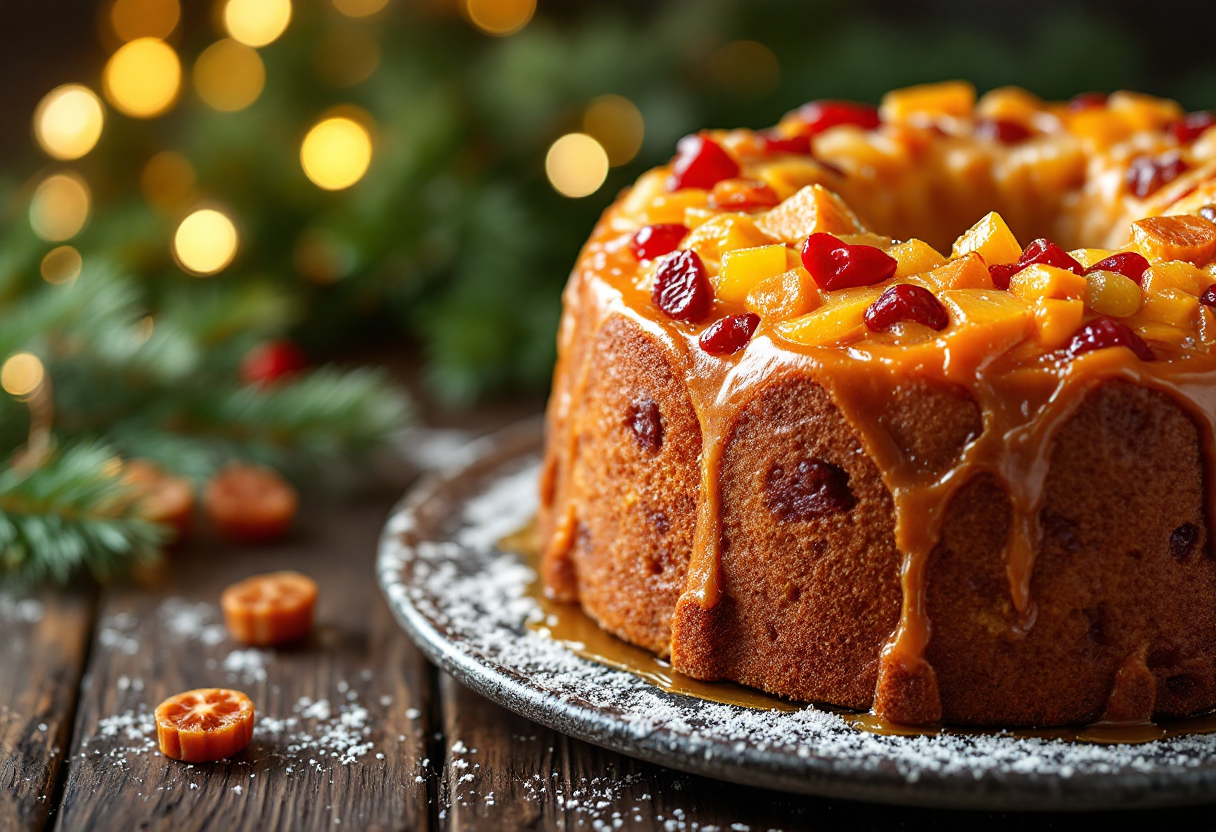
(1085, 270, 1142, 317)
(709, 179, 780, 212)
(1008, 263, 1088, 303)
(759, 131, 813, 155)
(1169, 111, 1216, 144)
(1130, 215, 1216, 265)
(794, 100, 881, 136)
(1032, 298, 1085, 349)
(922, 252, 994, 292)
(1085, 252, 1149, 285)
(699, 312, 760, 355)
(1067, 92, 1108, 112)
(801, 233, 897, 291)
(667, 134, 739, 192)
(155, 688, 255, 763)
(121, 459, 194, 540)
(717, 244, 788, 305)
(745, 268, 821, 321)
(939, 289, 1032, 355)
(880, 81, 976, 122)
(765, 459, 856, 521)
(775, 288, 882, 347)
(625, 397, 663, 452)
(988, 238, 1083, 288)
(1142, 261, 1212, 296)
(222, 571, 318, 647)
(974, 118, 1033, 144)
(683, 214, 773, 262)
(756, 184, 862, 244)
(864, 284, 949, 332)
(889, 239, 947, 279)
(631, 224, 688, 261)
(653, 250, 713, 322)
(1066, 318, 1154, 361)
(1139, 287, 1200, 328)
(205, 463, 298, 542)
(952, 211, 1022, 267)
(1126, 154, 1189, 199)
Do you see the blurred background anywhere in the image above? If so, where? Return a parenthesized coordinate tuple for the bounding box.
(4, 0, 1216, 406)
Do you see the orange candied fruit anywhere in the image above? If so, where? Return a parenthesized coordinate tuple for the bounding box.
(121, 459, 195, 539)
(154, 688, 255, 762)
(221, 571, 318, 646)
(204, 462, 299, 542)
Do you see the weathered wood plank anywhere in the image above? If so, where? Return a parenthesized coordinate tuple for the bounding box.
(54, 494, 434, 832)
(0, 587, 94, 832)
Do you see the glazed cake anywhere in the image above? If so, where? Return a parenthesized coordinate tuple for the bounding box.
(538, 82, 1216, 727)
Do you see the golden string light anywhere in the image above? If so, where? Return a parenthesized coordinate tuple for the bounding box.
(109, 0, 180, 41)
(545, 133, 609, 198)
(141, 151, 196, 211)
(173, 208, 239, 275)
(194, 39, 266, 111)
(332, 0, 389, 17)
(2, 353, 54, 471)
(300, 113, 373, 190)
(103, 38, 182, 118)
(29, 172, 92, 242)
(583, 95, 644, 167)
(224, 0, 293, 48)
(1, 353, 46, 398)
(33, 85, 105, 161)
(462, 0, 535, 36)
(41, 246, 84, 285)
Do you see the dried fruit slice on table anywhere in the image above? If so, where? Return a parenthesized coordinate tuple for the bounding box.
(222, 570, 318, 646)
(204, 462, 299, 542)
(121, 459, 195, 540)
(155, 688, 255, 762)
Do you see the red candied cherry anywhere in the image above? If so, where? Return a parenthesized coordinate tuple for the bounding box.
(765, 459, 856, 521)
(1126, 153, 1190, 199)
(1066, 318, 1154, 362)
(1201, 205, 1216, 224)
(1201, 285, 1216, 308)
(864, 284, 949, 332)
(242, 340, 307, 385)
(1168, 111, 1216, 144)
(795, 100, 881, 136)
(988, 238, 1084, 289)
(975, 118, 1033, 145)
(699, 313, 760, 355)
(667, 134, 739, 191)
(1084, 251, 1150, 285)
(801, 233, 897, 291)
(759, 131, 812, 155)
(652, 250, 713, 323)
(1067, 92, 1108, 112)
(630, 224, 688, 261)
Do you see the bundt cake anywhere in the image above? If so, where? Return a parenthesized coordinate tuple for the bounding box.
(538, 82, 1216, 727)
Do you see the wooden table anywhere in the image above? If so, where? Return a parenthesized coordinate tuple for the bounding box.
(3, 424, 1214, 831)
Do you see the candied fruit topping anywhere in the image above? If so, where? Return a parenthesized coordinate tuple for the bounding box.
(794, 100, 881, 136)
(667, 134, 739, 191)
(765, 459, 856, 521)
(1066, 318, 1155, 361)
(709, 179, 781, 212)
(630, 223, 688, 261)
(624, 397, 663, 453)
(1067, 91, 1108, 112)
(988, 238, 1083, 289)
(801, 233, 897, 291)
(1085, 252, 1150, 284)
(974, 118, 1033, 145)
(1125, 153, 1189, 199)
(653, 250, 713, 322)
(699, 312, 760, 355)
(759, 131, 812, 155)
(864, 284, 949, 332)
(1202, 285, 1216, 308)
(1169, 111, 1216, 144)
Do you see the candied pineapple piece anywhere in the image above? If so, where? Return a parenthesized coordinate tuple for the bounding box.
(880, 81, 976, 122)
(1139, 286, 1200, 328)
(976, 86, 1044, 123)
(939, 289, 1032, 355)
(717, 244, 788, 305)
(1032, 298, 1085, 348)
(1108, 91, 1185, 132)
(756, 185, 862, 244)
(1069, 248, 1117, 269)
(774, 288, 881, 347)
(1008, 263, 1088, 303)
(756, 157, 830, 200)
(683, 214, 773, 262)
(1141, 261, 1213, 296)
(952, 212, 1022, 267)
(1065, 107, 1133, 149)
(1133, 321, 1190, 346)
(1085, 270, 1142, 317)
(889, 239, 947, 279)
(1130, 215, 1216, 265)
(923, 252, 994, 291)
(745, 267, 821, 320)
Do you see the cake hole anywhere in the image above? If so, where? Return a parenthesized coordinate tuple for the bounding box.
(645, 507, 671, 537)
(1165, 674, 1200, 698)
(624, 396, 663, 453)
(1040, 511, 1081, 556)
(765, 623, 778, 643)
(783, 582, 801, 605)
(1169, 523, 1200, 561)
(764, 459, 856, 521)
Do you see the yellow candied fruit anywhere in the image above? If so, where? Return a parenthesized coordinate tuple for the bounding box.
(1108, 91, 1185, 132)
(1031, 298, 1085, 349)
(774, 287, 881, 347)
(1085, 270, 1142, 317)
(939, 289, 1032, 355)
(644, 189, 710, 226)
(1130, 215, 1216, 265)
(716, 244, 788, 305)
(756, 157, 831, 201)
(1141, 260, 1213, 296)
(745, 267, 821, 321)
(1008, 263, 1087, 303)
(683, 214, 773, 263)
(1064, 107, 1133, 149)
(1134, 321, 1191, 346)
(922, 252, 993, 291)
(880, 80, 976, 123)
(975, 86, 1044, 124)
(755, 184, 862, 244)
(889, 239, 947, 279)
(1069, 248, 1117, 269)
(1139, 287, 1200, 328)
(952, 211, 1022, 267)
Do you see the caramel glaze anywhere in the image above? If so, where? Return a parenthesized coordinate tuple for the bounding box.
(540, 208, 1216, 728)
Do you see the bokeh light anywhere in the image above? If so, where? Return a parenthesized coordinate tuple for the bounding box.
(173, 208, 239, 275)
(332, 0, 389, 17)
(141, 151, 196, 211)
(103, 38, 181, 118)
(545, 133, 609, 198)
(194, 39, 266, 111)
(708, 40, 780, 97)
(583, 95, 644, 167)
(29, 172, 92, 242)
(2, 353, 46, 398)
(33, 85, 105, 161)
(300, 114, 373, 190)
(41, 246, 83, 285)
(110, 0, 180, 41)
(224, 0, 292, 48)
(462, 0, 535, 36)
(314, 30, 380, 87)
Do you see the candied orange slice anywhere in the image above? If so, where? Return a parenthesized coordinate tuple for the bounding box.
(155, 688, 254, 762)
(121, 459, 195, 539)
(222, 571, 317, 646)
(204, 462, 298, 542)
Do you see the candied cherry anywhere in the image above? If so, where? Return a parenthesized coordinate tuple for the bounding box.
(155, 688, 255, 762)
(988, 238, 1084, 289)
(1126, 153, 1190, 199)
(222, 571, 318, 646)
(652, 250, 713, 323)
(795, 100, 881, 136)
(1084, 251, 1150, 285)
(204, 462, 299, 542)
(630, 224, 688, 261)
(1169, 111, 1216, 144)
(759, 130, 812, 155)
(1067, 92, 1108, 112)
(864, 284, 949, 332)
(625, 397, 663, 453)
(975, 118, 1033, 145)
(699, 313, 760, 355)
(801, 233, 897, 291)
(709, 179, 780, 211)
(242, 340, 307, 386)
(667, 134, 739, 191)
(1201, 285, 1216, 308)
(1066, 318, 1154, 362)
(766, 459, 856, 521)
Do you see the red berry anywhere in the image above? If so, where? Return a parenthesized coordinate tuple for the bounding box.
(1066, 318, 1154, 362)
(801, 233, 897, 291)
(1168, 111, 1216, 144)
(699, 313, 760, 355)
(242, 340, 307, 385)
(652, 250, 713, 323)
(624, 397, 663, 453)
(988, 238, 1084, 289)
(864, 284, 949, 332)
(1084, 252, 1150, 285)
(759, 131, 812, 155)
(630, 224, 688, 261)
(1067, 92, 1107, 112)
(1201, 285, 1216, 307)
(1126, 154, 1190, 199)
(667, 134, 739, 191)
(975, 118, 1033, 145)
(795, 100, 881, 136)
